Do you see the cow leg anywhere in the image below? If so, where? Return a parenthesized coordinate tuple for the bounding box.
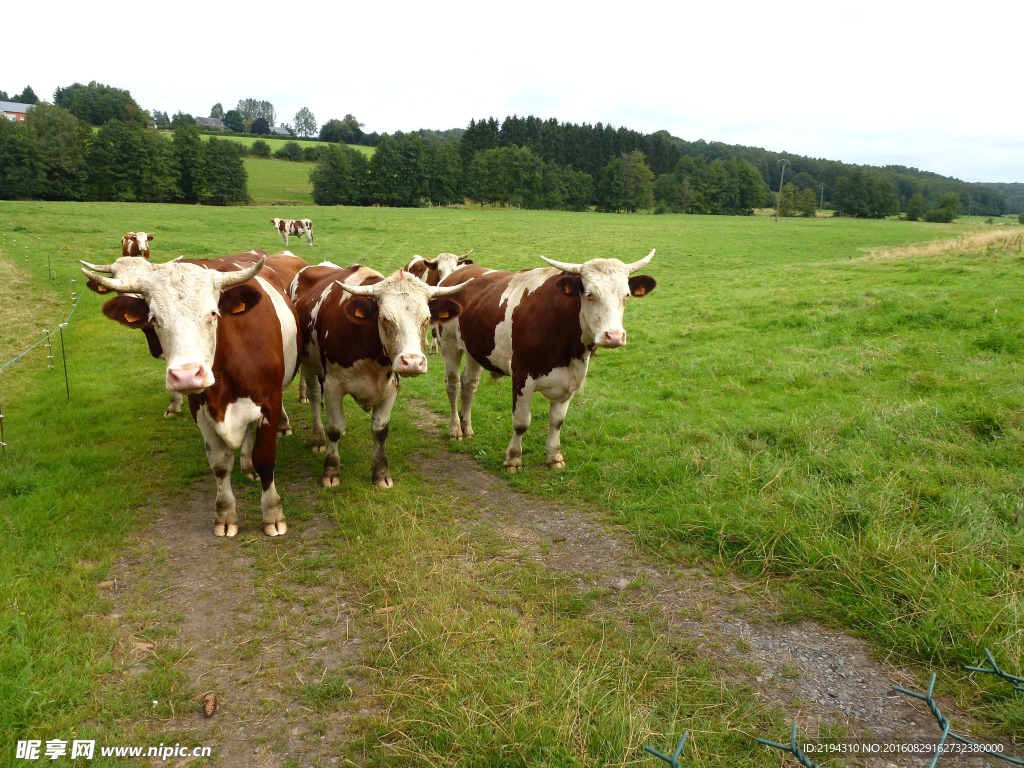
(321, 376, 347, 487)
(197, 411, 239, 537)
(441, 338, 465, 439)
(298, 371, 309, 404)
(504, 378, 535, 472)
(370, 380, 398, 489)
(240, 423, 258, 480)
(429, 326, 440, 356)
(165, 391, 183, 417)
(253, 401, 286, 536)
(459, 357, 484, 439)
(545, 395, 573, 469)
(283, 232, 289, 247)
(278, 403, 293, 436)
(307, 367, 327, 453)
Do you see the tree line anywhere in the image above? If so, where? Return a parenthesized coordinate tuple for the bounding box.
(0, 104, 247, 204)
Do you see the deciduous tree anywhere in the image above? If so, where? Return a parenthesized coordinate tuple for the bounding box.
(293, 107, 317, 138)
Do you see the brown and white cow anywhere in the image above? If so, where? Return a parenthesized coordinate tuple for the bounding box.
(82, 255, 302, 537)
(403, 251, 474, 355)
(121, 232, 154, 259)
(290, 263, 471, 488)
(271, 218, 313, 247)
(436, 250, 656, 471)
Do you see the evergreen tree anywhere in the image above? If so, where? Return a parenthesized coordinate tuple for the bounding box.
(11, 85, 39, 104)
(596, 158, 627, 212)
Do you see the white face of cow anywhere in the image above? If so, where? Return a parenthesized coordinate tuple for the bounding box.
(576, 260, 634, 347)
(121, 232, 153, 258)
(82, 257, 265, 393)
(338, 270, 471, 377)
(542, 250, 657, 348)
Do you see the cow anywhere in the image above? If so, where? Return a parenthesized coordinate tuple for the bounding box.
(81, 255, 302, 538)
(402, 250, 474, 353)
(121, 232, 154, 259)
(87, 250, 310, 417)
(436, 250, 656, 472)
(271, 218, 313, 247)
(289, 263, 471, 488)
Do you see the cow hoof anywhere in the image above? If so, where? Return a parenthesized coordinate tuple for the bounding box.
(278, 426, 293, 436)
(164, 408, 179, 418)
(264, 521, 287, 536)
(226, 524, 238, 537)
(322, 474, 340, 488)
(214, 524, 225, 537)
(215, 523, 238, 537)
(299, 395, 309, 404)
(374, 476, 394, 489)
(448, 429, 463, 441)
(311, 439, 327, 453)
(244, 472, 258, 481)
(548, 457, 566, 469)
(504, 458, 522, 473)
(461, 426, 474, 439)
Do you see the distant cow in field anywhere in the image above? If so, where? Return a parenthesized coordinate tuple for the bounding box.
(272, 218, 313, 247)
(403, 251, 474, 353)
(289, 263, 471, 488)
(82, 254, 302, 538)
(121, 232, 153, 259)
(436, 250, 656, 471)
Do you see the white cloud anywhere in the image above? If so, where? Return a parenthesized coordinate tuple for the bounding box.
(5, 0, 1022, 181)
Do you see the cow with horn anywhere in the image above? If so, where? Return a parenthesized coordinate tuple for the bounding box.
(403, 250, 475, 354)
(81, 256, 301, 537)
(289, 263, 472, 488)
(436, 249, 657, 471)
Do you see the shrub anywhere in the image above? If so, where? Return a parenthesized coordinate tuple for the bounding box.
(199, 138, 248, 205)
(302, 145, 324, 162)
(251, 117, 271, 135)
(274, 141, 304, 161)
(924, 192, 961, 223)
(250, 139, 271, 158)
(905, 193, 928, 221)
(1019, 212, 1024, 225)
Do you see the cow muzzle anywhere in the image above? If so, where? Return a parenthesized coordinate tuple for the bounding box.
(166, 363, 213, 392)
(598, 329, 627, 348)
(394, 353, 428, 377)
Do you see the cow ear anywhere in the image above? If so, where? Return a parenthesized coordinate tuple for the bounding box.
(146, 234, 154, 241)
(462, 259, 474, 266)
(141, 326, 163, 358)
(343, 296, 378, 323)
(86, 278, 113, 294)
(429, 298, 462, 324)
(423, 260, 440, 270)
(219, 284, 262, 315)
(628, 275, 657, 297)
(102, 296, 151, 328)
(556, 274, 583, 298)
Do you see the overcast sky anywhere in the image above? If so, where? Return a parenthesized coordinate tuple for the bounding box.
(5, 0, 1022, 182)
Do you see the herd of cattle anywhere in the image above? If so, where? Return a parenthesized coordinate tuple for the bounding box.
(82, 223, 658, 538)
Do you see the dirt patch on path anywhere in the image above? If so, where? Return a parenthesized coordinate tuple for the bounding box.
(405, 398, 1016, 767)
(106, 481, 373, 767)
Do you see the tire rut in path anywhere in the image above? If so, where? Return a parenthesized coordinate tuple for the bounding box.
(405, 398, 1014, 767)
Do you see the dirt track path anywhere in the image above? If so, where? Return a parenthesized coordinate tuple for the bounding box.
(103, 397, 1015, 767)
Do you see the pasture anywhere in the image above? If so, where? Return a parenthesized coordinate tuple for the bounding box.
(1, 202, 1022, 764)
(191, 132, 376, 158)
(244, 158, 315, 205)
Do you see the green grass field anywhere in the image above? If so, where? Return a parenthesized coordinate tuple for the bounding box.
(2, 203, 1022, 761)
(190, 132, 375, 158)
(243, 158, 314, 205)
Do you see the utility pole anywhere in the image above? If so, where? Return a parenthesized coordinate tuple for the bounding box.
(818, 184, 826, 213)
(775, 159, 791, 222)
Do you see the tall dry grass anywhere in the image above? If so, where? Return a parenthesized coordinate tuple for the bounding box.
(861, 228, 1024, 260)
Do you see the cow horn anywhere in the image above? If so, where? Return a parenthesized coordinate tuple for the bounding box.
(625, 248, 656, 274)
(427, 278, 473, 297)
(335, 279, 378, 297)
(216, 256, 265, 288)
(539, 256, 583, 274)
(80, 260, 114, 273)
(80, 267, 139, 294)
(458, 249, 474, 262)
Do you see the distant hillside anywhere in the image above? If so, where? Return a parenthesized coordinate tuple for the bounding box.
(979, 182, 1024, 213)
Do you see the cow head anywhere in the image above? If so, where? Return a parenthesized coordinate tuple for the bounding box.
(540, 249, 656, 348)
(121, 232, 153, 259)
(420, 249, 474, 282)
(335, 270, 472, 377)
(82, 257, 265, 393)
(271, 218, 284, 232)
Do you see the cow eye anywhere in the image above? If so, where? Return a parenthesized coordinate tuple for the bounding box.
(586, 291, 595, 301)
